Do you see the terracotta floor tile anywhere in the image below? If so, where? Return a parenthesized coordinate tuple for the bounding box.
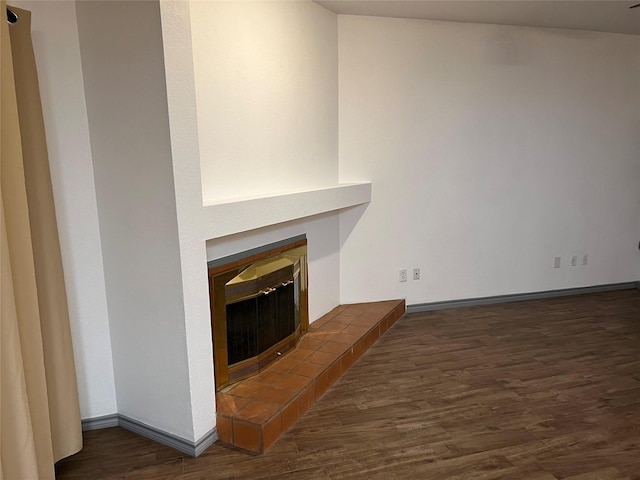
(383, 316, 393, 332)
(330, 332, 362, 346)
(281, 399, 299, 432)
(353, 339, 365, 360)
(330, 315, 355, 326)
(307, 350, 340, 367)
(341, 324, 370, 336)
(215, 415, 233, 444)
(350, 313, 382, 327)
(364, 301, 401, 315)
(258, 386, 298, 406)
(319, 341, 351, 356)
(312, 331, 342, 344)
(385, 313, 396, 327)
(293, 362, 326, 378)
(314, 371, 330, 399)
(314, 322, 346, 334)
(340, 306, 366, 317)
(306, 332, 332, 346)
(379, 319, 389, 335)
(298, 336, 327, 351)
(367, 328, 380, 345)
(269, 355, 300, 373)
(287, 347, 315, 361)
(308, 316, 330, 330)
(327, 361, 342, 386)
(227, 380, 265, 400)
(262, 414, 282, 452)
(361, 331, 374, 351)
(299, 384, 315, 415)
(276, 374, 313, 392)
(215, 395, 250, 416)
(341, 350, 355, 372)
(232, 421, 260, 452)
(234, 401, 279, 424)
(253, 370, 286, 386)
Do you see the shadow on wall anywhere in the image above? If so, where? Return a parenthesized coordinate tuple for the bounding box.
(339, 203, 368, 250)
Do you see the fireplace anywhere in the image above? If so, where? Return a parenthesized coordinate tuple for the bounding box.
(208, 237, 308, 391)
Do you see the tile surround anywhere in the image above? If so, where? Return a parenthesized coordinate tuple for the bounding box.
(215, 299, 405, 453)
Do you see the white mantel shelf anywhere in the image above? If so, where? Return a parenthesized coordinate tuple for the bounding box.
(202, 182, 371, 240)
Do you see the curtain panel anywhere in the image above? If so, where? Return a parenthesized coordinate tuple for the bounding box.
(1, 3, 82, 478)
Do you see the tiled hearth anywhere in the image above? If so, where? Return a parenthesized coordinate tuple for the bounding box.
(215, 299, 405, 453)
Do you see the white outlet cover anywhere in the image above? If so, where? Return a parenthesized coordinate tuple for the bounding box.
(399, 269, 408, 282)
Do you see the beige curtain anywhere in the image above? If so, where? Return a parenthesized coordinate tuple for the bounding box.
(1, 3, 82, 479)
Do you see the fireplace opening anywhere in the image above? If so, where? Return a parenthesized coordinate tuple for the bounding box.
(208, 237, 308, 391)
(225, 255, 300, 364)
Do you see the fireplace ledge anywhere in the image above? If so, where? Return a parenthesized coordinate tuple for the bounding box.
(202, 182, 371, 239)
(215, 298, 405, 453)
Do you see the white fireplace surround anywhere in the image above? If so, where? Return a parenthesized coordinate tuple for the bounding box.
(203, 183, 371, 239)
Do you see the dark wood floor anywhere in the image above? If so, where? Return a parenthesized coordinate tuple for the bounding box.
(56, 289, 640, 480)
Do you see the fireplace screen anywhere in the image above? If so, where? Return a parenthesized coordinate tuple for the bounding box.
(209, 240, 308, 391)
(225, 257, 300, 364)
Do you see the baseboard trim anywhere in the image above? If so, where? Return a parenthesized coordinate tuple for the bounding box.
(81, 414, 217, 457)
(407, 282, 639, 314)
(193, 427, 218, 457)
(81, 414, 119, 431)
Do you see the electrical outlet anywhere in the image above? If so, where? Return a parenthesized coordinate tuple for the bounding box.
(582, 254, 588, 265)
(554, 256, 561, 269)
(571, 255, 577, 267)
(399, 269, 408, 282)
(413, 268, 420, 280)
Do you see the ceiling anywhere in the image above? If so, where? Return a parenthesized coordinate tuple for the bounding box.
(315, 1, 640, 36)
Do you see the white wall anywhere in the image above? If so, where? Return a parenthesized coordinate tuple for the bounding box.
(190, 0, 338, 204)
(339, 16, 640, 305)
(12, 0, 117, 419)
(76, 1, 193, 439)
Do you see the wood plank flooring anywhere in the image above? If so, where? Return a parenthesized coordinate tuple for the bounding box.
(56, 289, 640, 479)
